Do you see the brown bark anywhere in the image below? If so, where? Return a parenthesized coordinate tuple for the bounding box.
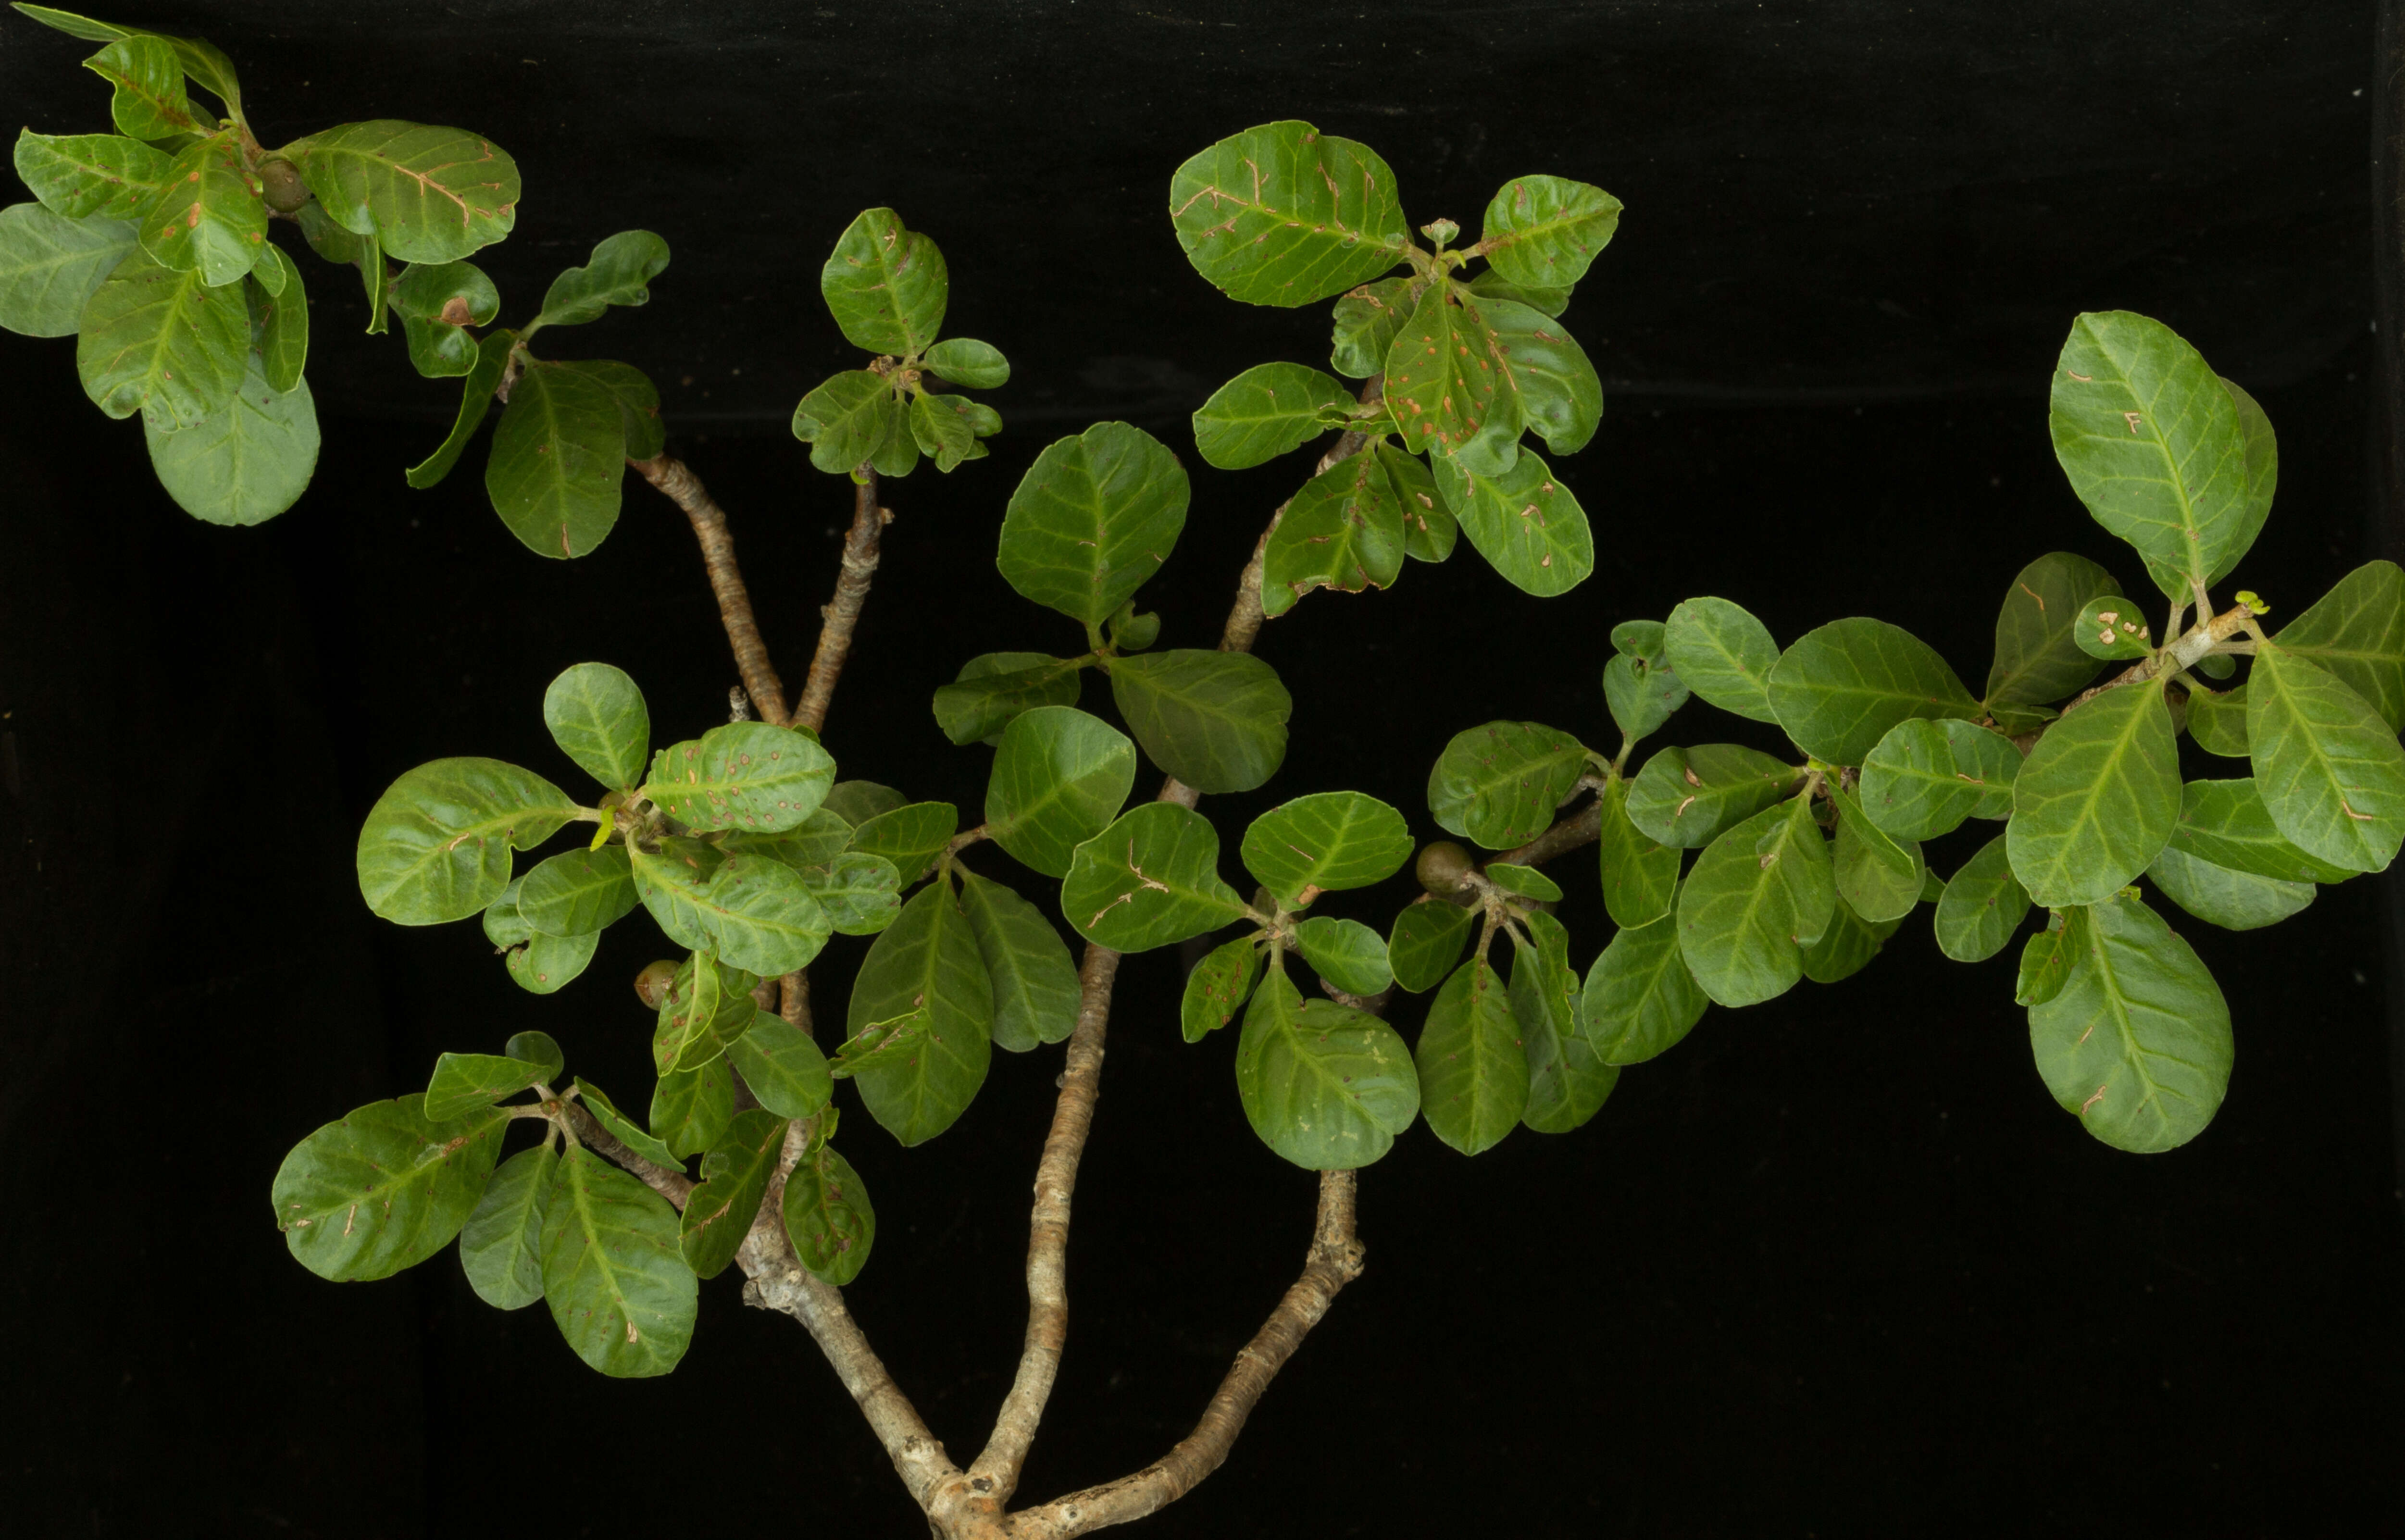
(792, 470, 891, 733)
(632, 453, 789, 725)
(1496, 797, 1605, 869)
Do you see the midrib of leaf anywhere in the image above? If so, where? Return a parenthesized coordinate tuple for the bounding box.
(1273, 1009, 1376, 1123)
(2026, 691, 2155, 893)
(1454, 971, 1515, 1128)
(2257, 650, 2381, 862)
(2095, 328, 2226, 581)
(566, 1159, 642, 1347)
(2080, 918, 2175, 1141)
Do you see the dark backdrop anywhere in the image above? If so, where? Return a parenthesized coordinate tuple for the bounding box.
(3, 2, 2400, 1535)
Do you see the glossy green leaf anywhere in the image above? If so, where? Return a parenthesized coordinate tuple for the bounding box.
(1858, 717, 2019, 841)
(845, 881, 994, 1145)
(572, 1078, 684, 1173)
(0, 201, 134, 336)
(679, 1108, 786, 1281)
(1513, 910, 1617, 1132)
(923, 335, 1008, 389)
(1480, 174, 1621, 288)
(2073, 595, 2156, 661)
(486, 359, 628, 559)
(1240, 790, 1413, 907)
(791, 369, 893, 474)
(1983, 553, 2121, 710)
(2246, 642, 2405, 873)
(2166, 777, 2352, 882)
(783, 1144, 874, 1286)
(649, 1056, 734, 1160)
(1382, 443, 1456, 561)
(997, 422, 1188, 626)
(1663, 596, 1781, 722)
(252, 247, 307, 392)
(1603, 647, 1688, 747)
(136, 131, 261, 287)
(1676, 796, 1833, 1008)
(1385, 286, 1518, 465)
(1429, 443, 1592, 596)
(652, 951, 760, 1077)
(13, 129, 171, 221)
(643, 721, 835, 833)
(985, 706, 1136, 879)
(1260, 445, 1407, 615)
(517, 845, 636, 936)
(391, 258, 498, 377)
(1182, 935, 1263, 1042)
(821, 207, 946, 355)
(1793, 887, 1894, 982)
(1597, 774, 1680, 928)
(1193, 361, 1352, 469)
(1483, 862, 1560, 902)
(726, 1013, 832, 1120)
(630, 845, 831, 977)
(869, 398, 921, 477)
(2185, 680, 2249, 758)
(1932, 832, 2031, 963)
(353, 225, 389, 334)
(2146, 845, 2312, 931)
(933, 652, 1083, 746)
(507, 1031, 565, 1082)
(957, 869, 1080, 1053)
(1830, 784, 1924, 924)
(2272, 559, 2405, 730)
(1109, 648, 1291, 794)
(2015, 923, 2073, 1007)
(356, 757, 576, 924)
(1060, 801, 1249, 951)
(2027, 894, 2232, 1153)
(1477, 293, 1602, 455)
(84, 34, 197, 138)
(289, 120, 519, 265)
(909, 390, 979, 472)
(1767, 617, 1980, 766)
(1581, 910, 1708, 1065)
(425, 1050, 550, 1120)
(141, 353, 317, 526)
(1388, 897, 1473, 993)
(542, 662, 649, 792)
(77, 248, 245, 426)
(271, 1095, 506, 1281)
(1623, 743, 1799, 849)
(533, 229, 667, 330)
(459, 1143, 554, 1311)
(1291, 916, 1393, 996)
(1414, 955, 1527, 1155)
(540, 1146, 695, 1378)
(1427, 720, 1589, 850)
(1169, 121, 1408, 307)
(2050, 311, 2249, 596)
(1236, 969, 1418, 1168)
(481, 882, 597, 994)
(405, 328, 509, 489)
(1330, 274, 1418, 377)
(2006, 679, 2180, 907)
(847, 802, 959, 884)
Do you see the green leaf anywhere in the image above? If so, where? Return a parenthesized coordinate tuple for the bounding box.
(652, 951, 761, 1077)
(848, 802, 959, 884)
(1240, 790, 1413, 907)
(253, 248, 306, 392)
(2211, 377, 2277, 585)
(923, 335, 1008, 389)
(542, 662, 649, 792)
(271, 1095, 506, 1281)
(1109, 648, 1292, 794)
(1330, 275, 1418, 378)
(1513, 910, 1617, 1133)
(540, 1145, 696, 1378)
(2166, 776, 2353, 882)
(1857, 717, 2019, 841)
(1477, 293, 1602, 456)
(2072, 595, 2155, 661)
(822, 783, 907, 825)
(630, 845, 832, 976)
(1484, 862, 1561, 902)
(1581, 910, 1708, 1065)
(997, 422, 1189, 626)
(1663, 596, 1782, 723)
(12, 5, 131, 44)
(2146, 845, 2313, 931)
(84, 34, 197, 138)
(589, 363, 664, 465)
(1932, 832, 2032, 963)
(783, 1144, 874, 1286)
(390, 258, 498, 377)
(845, 882, 994, 1145)
(1427, 720, 1589, 849)
(353, 225, 389, 334)
(76, 248, 246, 426)
(1597, 774, 1680, 928)
(2016, 923, 2074, 1007)
(0, 201, 134, 336)
(533, 229, 667, 330)
(1384, 286, 1519, 466)
(1291, 916, 1393, 995)
(957, 869, 1080, 1053)
(1767, 617, 1980, 766)
(791, 369, 894, 475)
(137, 131, 262, 287)
(1623, 743, 1800, 849)
(485, 358, 630, 559)
(1381, 444, 1456, 561)
(141, 352, 318, 526)
(459, 1143, 554, 1311)
(405, 329, 509, 489)
(2027, 894, 2232, 1153)
(2006, 679, 2180, 907)
(13, 130, 172, 221)
(516, 845, 636, 936)
(1480, 174, 1622, 287)
(1060, 801, 1249, 950)
(425, 1050, 550, 1119)
(792, 851, 902, 937)
(1799, 891, 1900, 985)
(1259, 446, 1408, 616)
(1830, 784, 1924, 924)
(504, 928, 597, 995)
(355, 757, 577, 924)
(1108, 601, 1160, 651)
(2272, 559, 2405, 730)
(2246, 642, 2405, 873)
(1603, 647, 1689, 746)
(1192, 361, 1352, 469)
(985, 706, 1136, 879)
(1235, 969, 1418, 1168)
(1414, 954, 1527, 1155)
(1169, 121, 1408, 307)
(649, 1056, 734, 1160)
(933, 652, 1083, 747)
(643, 722, 835, 834)
(507, 1030, 565, 1082)
(1182, 935, 1263, 1042)
(679, 1108, 786, 1281)
(909, 390, 977, 472)
(1429, 448, 1596, 603)
(820, 207, 946, 355)
(2049, 311, 2250, 597)
(2184, 680, 2250, 758)
(1388, 897, 1473, 994)
(725, 810, 854, 875)
(289, 120, 520, 265)
(869, 397, 921, 478)
(1676, 796, 1833, 1008)
(726, 1013, 832, 1120)
(572, 1078, 684, 1172)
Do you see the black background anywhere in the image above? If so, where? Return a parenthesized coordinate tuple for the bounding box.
(3, 2, 2401, 1535)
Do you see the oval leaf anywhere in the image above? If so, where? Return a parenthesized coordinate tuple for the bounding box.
(356, 757, 577, 925)
(1109, 648, 1292, 794)
(1240, 790, 1413, 906)
(1169, 121, 1408, 307)
(986, 706, 1136, 879)
(1427, 720, 1589, 850)
(1414, 955, 1527, 1155)
(1060, 801, 1248, 951)
(1235, 969, 1419, 1168)
(539, 1146, 696, 1378)
(2006, 680, 2181, 908)
(271, 1095, 506, 1281)
(643, 721, 835, 834)
(1192, 360, 1351, 469)
(845, 882, 994, 1145)
(997, 422, 1189, 625)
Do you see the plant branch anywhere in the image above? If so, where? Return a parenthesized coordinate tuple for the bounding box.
(632, 453, 789, 725)
(1215, 375, 1384, 666)
(1495, 797, 1606, 869)
(793, 469, 891, 733)
(562, 1103, 693, 1209)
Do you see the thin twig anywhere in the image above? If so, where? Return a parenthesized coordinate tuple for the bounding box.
(563, 1103, 693, 1209)
(632, 453, 789, 725)
(793, 470, 891, 733)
